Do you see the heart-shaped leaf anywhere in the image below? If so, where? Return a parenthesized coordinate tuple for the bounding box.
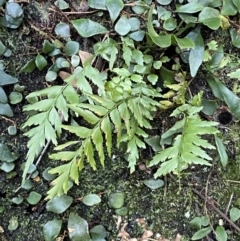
(46, 195, 73, 213)
(26, 191, 42, 205)
(43, 219, 62, 241)
(106, 0, 124, 22)
(72, 19, 108, 38)
(230, 207, 240, 222)
(143, 179, 164, 189)
(82, 194, 101, 206)
(68, 212, 91, 241)
(0, 70, 18, 86)
(115, 15, 131, 35)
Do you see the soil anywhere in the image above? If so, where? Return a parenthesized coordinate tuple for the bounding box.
(1, 1, 240, 241)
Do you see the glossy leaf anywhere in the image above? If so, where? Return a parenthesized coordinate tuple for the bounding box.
(68, 212, 91, 241)
(35, 54, 47, 71)
(45, 71, 57, 82)
(187, 27, 204, 77)
(65, 40, 79, 56)
(106, 0, 124, 22)
(115, 15, 131, 35)
(42, 40, 55, 53)
(26, 191, 42, 205)
(88, 0, 106, 10)
(0, 70, 18, 86)
(163, 17, 177, 31)
(108, 192, 124, 209)
(143, 179, 164, 189)
(55, 22, 70, 38)
(0, 87, 7, 103)
(46, 195, 73, 213)
(90, 225, 108, 241)
(20, 58, 36, 73)
(0, 144, 19, 162)
(72, 19, 108, 37)
(230, 207, 240, 222)
(175, 3, 204, 13)
(43, 219, 62, 241)
(82, 194, 101, 206)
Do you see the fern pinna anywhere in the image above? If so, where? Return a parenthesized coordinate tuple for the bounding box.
(149, 104, 219, 177)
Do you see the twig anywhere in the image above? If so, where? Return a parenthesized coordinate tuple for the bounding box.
(225, 193, 234, 215)
(25, 139, 51, 180)
(191, 187, 240, 232)
(226, 180, 240, 184)
(169, 175, 240, 233)
(63, 10, 98, 15)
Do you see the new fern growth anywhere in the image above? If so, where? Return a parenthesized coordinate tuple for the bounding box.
(149, 104, 219, 177)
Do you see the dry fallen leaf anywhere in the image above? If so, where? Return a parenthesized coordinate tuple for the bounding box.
(0, 226, 4, 233)
(174, 233, 182, 241)
(142, 230, 153, 241)
(118, 223, 130, 240)
(68, 228, 75, 233)
(79, 50, 93, 65)
(58, 71, 71, 81)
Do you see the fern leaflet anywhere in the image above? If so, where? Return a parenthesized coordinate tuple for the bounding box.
(149, 104, 219, 177)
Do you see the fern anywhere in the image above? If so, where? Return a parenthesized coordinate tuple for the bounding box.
(149, 103, 219, 177)
(47, 81, 160, 199)
(22, 64, 104, 182)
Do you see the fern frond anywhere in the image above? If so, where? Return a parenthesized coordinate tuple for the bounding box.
(150, 103, 219, 177)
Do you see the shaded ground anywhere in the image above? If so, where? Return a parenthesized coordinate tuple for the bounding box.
(1, 1, 240, 241)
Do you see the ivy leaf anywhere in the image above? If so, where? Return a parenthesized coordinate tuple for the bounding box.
(106, 0, 124, 22)
(71, 19, 108, 38)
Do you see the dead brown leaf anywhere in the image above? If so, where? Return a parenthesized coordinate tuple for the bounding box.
(79, 50, 93, 65)
(68, 228, 75, 233)
(141, 230, 153, 241)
